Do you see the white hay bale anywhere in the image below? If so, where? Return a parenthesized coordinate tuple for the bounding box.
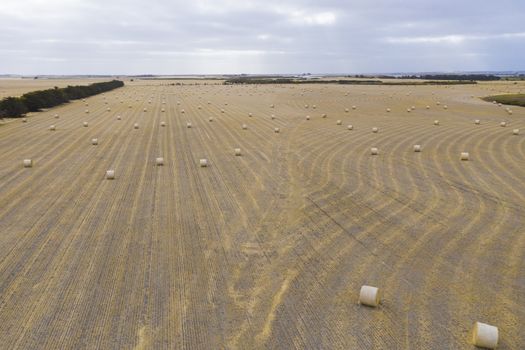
(208, 117, 214, 122)
(234, 148, 242, 156)
(207, 101, 211, 105)
(143, 108, 147, 112)
(337, 120, 342, 125)
(23, 159, 33, 167)
(306, 115, 310, 120)
(242, 124, 248, 130)
(134, 123, 139, 129)
(513, 129, 520, 135)
(177, 101, 180, 105)
(426, 105, 430, 109)
(85, 109, 89, 114)
(181, 109, 185, 114)
(271, 114, 276, 120)
(83, 122, 88, 127)
(128, 105, 132, 108)
(49, 125, 56, 131)
(106, 170, 115, 179)
(371, 147, 378, 155)
(413, 144, 421, 152)
(345, 108, 349, 113)
(347, 125, 353, 130)
(312, 104, 317, 109)
(249, 113, 253, 117)
(274, 127, 280, 133)
(161, 108, 165, 112)
(436, 101, 441, 105)
(386, 108, 391, 112)
(358, 285, 380, 307)
(443, 105, 448, 109)
(54, 113, 59, 119)
(322, 113, 327, 118)
(475, 119, 480, 125)
(22, 118, 27, 123)
(161, 121, 166, 127)
(270, 104, 274, 108)
(372, 127, 378, 133)
(91, 138, 98, 145)
(198, 105, 202, 109)
(434, 120, 440, 126)
(199, 159, 208, 167)
(411, 106, 416, 110)
(221, 109, 225, 113)
(107, 108, 111, 112)
(508, 110, 513, 115)
(186, 122, 192, 128)
(460, 152, 470, 161)
(471, 322, 498, 349)
(117, 115, 122, 120)
(352, 105, 357, 110)
(407, 108, 411, 113)
(156, 157, 164, 166)
(500, 121, 507, 127)
(304, 104, 309, 108)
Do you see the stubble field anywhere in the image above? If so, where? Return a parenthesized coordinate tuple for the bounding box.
(0, 79, 524, 349)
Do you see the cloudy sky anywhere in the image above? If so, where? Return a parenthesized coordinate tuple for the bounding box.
(1, 0, 524, 75)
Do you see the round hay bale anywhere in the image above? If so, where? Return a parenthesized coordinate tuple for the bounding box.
(443, 105, 448, 109)
(371, 147, 378, 155)
(117, 115, 122, 120)
(312, 104, 317, 109)
(271, 114, 276, 120)
(474, 119, 481, 125)
(161, 108, 165, 112)
(198, 105, 202, 109)
(413, 144, 421, 152)
(91, 138, 98, 145)
(22, 118, 27, 123)
(337, 120, 342, 125)
(471, 322, 498, 349)
(304, 104, 309, 109)
(85, 109, 89, 114)
(372, 127, 378, 133)
(322, 113, 327, 118)
(249, 113, 253, 117)
(513, 129, 520, 135)
(436, 101, 441, 105)
(347, 125, 353, 130)
(359, 285, 380, 307)
(199, 159, 208, 167)
(352, 105, 357, 110)
(270, 104, 275, 108)
(106, 170, 115, 179)
(407, 108, 411, 113)
(386, 108, 391, 112)
(107, 108, 111, 112)
(134, 123, 139, 129)
(234, 148, 242, 156)
(221, 109, 225, 113)
(411, 106, 416, 110)
(161, 121, 166, 127)
(49, 125, 56, 131)
(208, 117, 213, 122)
(274, 127, 280, 133)
(242, 124, 248, 130)
(83, 122, 88, 127)
(345, 108, 349, 113)
(306, 115, 310, 120)
(500, 121, 507, 127)
(23, 159, 33, 168)
(54, 113, 59, 119)
(434, 120, 440, 126)
(186, 122, 192, 128)
(143, 108, 147, 112)
(461, 152, 470, 161)
(156, 157, 164, 166)
(426, 105, 430, 109)
(181, 109, 185, 114)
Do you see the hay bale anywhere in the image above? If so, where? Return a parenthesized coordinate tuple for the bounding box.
(270, 104, 275, 108)
(199, 159, 208, 167)
(434, 120, 440, 126)
(85, 109, 90, 114)
(371, 147, 378, 155)
(407, 108, 411, 113)
(91, 138, 98, 145)
(49, 125, 56, 131)
(386, 108, 391, 112)
(345, 108, 349, 113)
(156, 157, 164, 166)
(322, 113, 327, 118)
(143, 108, 147, 112)
(22, 118, 27, 123)
(161, 121, 166, 127)
(475, 119, 481, 125)
(306, 115, 310, 120)
(305, 104, 309, 108)
(513, 129, 520, 135)
(181, 109, 185, 114)
(248, 113, 253, 117)
(413, 144, 421, 152)
(134, 123, 140, 129)
(83, 122, 89, 127)
(107, 108, 111, 112)
(23, 159, 33, 168)
(347, 125, 353, 130)
(221, 109, 225, 113)
(352, 105, 357, 110)
(208, 117, 214, 122)
(117, 115, 122, 120)
(54, 113, 59, 119)
(337, 120, 342, 125)
(274, 127, 280, 133)
(500, 121, 507, 127)
(461, 152, 470, 161)
(372, 127, 378, 133)
(271, 114, 276, 120)
(187, 122, 192, 128)
(235, 148, 242, 156)
(161, 108, 165, 112)
(106, 170, 115, 179)
(443, 105, 448, 109)
(359, 285, 380, 307)
(471, 322, 498, 349)
(312, 104, 317, 109)
(242, 124, 248, 130)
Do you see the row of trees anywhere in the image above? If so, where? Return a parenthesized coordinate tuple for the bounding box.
(0, 80, 124, 118)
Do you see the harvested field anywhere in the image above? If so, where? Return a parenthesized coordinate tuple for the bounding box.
(0, 78, 110, 99)
(0, 80, 524, 349)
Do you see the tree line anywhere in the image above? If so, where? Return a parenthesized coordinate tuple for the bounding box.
(0, 80, 124, 118)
